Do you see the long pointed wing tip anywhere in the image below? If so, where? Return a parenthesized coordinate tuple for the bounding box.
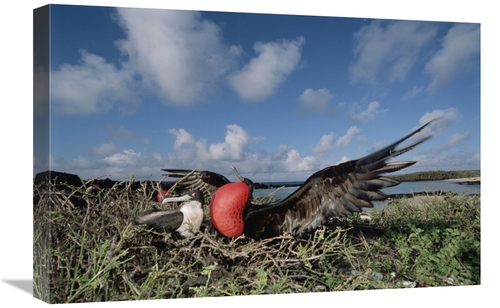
(418, 117, 442, 134)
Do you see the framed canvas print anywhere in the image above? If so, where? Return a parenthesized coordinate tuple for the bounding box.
(33, 3, 481, 305)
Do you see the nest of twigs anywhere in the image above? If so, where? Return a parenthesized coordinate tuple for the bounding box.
(33, 175, 480, 304)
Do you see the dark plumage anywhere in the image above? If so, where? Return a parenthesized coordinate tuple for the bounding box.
(161, 169, 276, 205)
(161, 169, 231, 199)
(163, 120, 436, 239)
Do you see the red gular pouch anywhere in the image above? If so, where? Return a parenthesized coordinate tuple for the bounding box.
(209, 181, 250, 237)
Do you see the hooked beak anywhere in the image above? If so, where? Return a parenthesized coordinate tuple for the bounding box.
(161, 193, 192, 205)
(230, 166, 245, 182)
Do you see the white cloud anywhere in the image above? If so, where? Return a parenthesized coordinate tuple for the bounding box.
(336, 126, 360, 148)
(418, 108, 461, 135)
(349, 101, 386, 123)
(350, 20, 437, 84)
(46, 117, 478, 182)
(207, 124, 253, 161)
(312, 133, 335, 156)
(116, 8, 241, 105)
(333, 156, 351, 165)
(227, 36, 305, 101)
(169, 128, 197, 150)
(104, 149, 143, 166)
(271, 144, 320, 172)
(51, 50, 136, 115)
(50, 9, 242, 115)
(444, 131, 471, 149)
(425, 23, 480, 89)
(169, 124, 263, 162)
(272, 144, 292, 161)
(282, 149, 320, 172)
(50, 9, 306, 114)
(165, 126, 320, 177)
(411, 150, 480, 171)
(297, 88, 333, 115)
(91, 142, 116, 156)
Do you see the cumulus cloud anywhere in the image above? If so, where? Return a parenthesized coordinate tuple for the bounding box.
(349, 101, 386, 123)
(76, 125, 265, 179)
(272, 144, 292, 161)
(425, 23, 480, 89)
(116, 8, 241, 105)
(50, 9, 241, 115)
(350, 20, 437, 84)
(282, 149, 320, 172)
(312, 133, 335, 156)
(98, 149, 162, 179)
(50, 8, 306, 114)
(169, 128, 197, 150)
(271, 145, 320, 172)
(227, 36, 305, 101)
(166, 126, 320, 176)
(70, 149, 165, 180)
(336, 126, 360, 148)
(297, 88, 333, 115)
(169, 124, 262, 162)
(104, 149, 143, 166)
(51, 50, 136, 115)
(206, 124, 254, 161)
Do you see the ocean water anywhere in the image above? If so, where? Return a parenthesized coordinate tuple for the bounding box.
(253, 180, 480, 204)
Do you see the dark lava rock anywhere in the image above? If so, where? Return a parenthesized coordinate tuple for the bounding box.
(34, 170, 83, 190)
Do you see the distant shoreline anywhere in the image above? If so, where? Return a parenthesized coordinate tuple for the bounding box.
(33, 170, 481, 190)
(444, 177, 480, 183)
(390, 170, 480, 182)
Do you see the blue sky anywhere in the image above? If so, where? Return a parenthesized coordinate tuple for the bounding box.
(0, 2, 496, 305)
(34, 4, 480, 182)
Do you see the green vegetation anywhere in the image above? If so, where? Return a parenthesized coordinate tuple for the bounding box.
(33, 178, 480, 303)
(391, 170, 480, 181)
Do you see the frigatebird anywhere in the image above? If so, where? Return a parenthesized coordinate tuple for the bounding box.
(163, 120, 436, 239)
(160, 169, 231, 200)
(160, 169, 277, 205)
(134, 189, 205, 238)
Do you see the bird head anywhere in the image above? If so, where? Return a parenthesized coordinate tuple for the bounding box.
(161, 189, 204, 205)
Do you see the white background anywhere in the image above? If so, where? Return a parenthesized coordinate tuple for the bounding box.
(1, 1, 496, 307)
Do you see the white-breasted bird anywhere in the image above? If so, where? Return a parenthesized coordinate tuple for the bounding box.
(162, 120, 437, 240)
(134, 189, 205, 238)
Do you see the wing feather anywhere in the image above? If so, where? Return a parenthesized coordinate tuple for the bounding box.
(134, 208, 184, 233)
(161, 169, 277, 205)
(243, 119, 437, 239)
(161, 169, 230, 199)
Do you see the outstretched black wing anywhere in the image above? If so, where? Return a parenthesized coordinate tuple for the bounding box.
(161, 169, 281, 205)
(161, 169, 231, 200)
(243, 120, 436, 239)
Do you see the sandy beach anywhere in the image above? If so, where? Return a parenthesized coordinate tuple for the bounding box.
(444, 177, 480, 183)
